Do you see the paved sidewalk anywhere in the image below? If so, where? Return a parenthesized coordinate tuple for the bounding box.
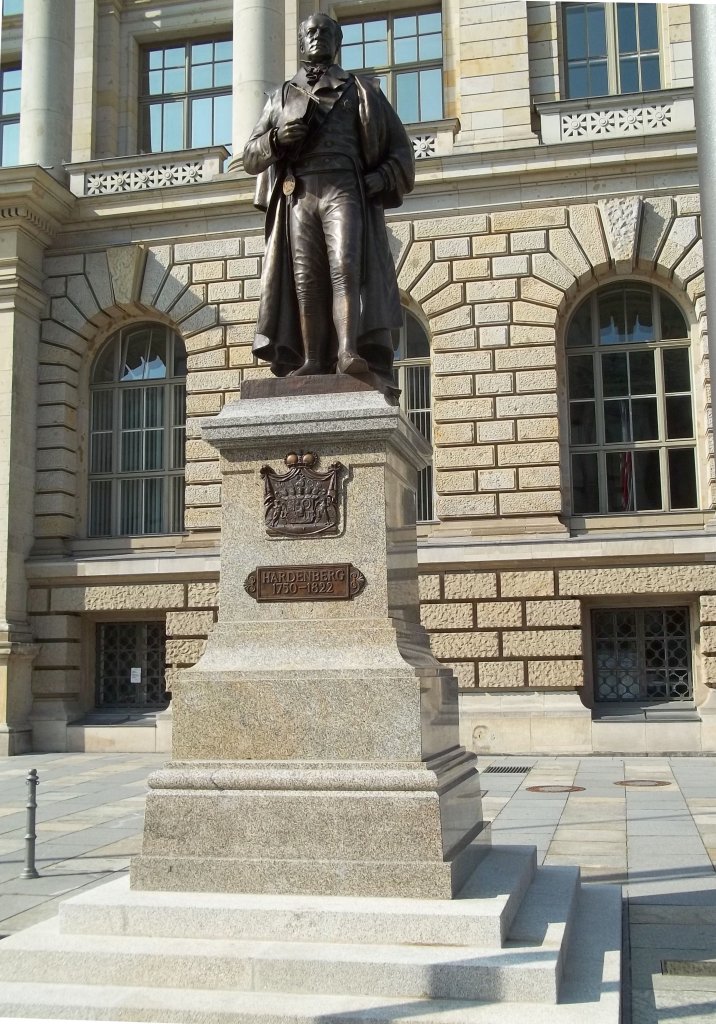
(1, 752, 716, 1022)
(0, 752, 163, 935)
(482, 756, 716, 1024)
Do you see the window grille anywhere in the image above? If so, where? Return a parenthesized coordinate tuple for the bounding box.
(340, 9, 443, 123)
(563, 2, 661, 99)
(394, 309, 433, 522)
(0, 66, 20, 166)
(89, 324, 186, 537)
(95, 621, 169, 709)
(592, 607, 692, 702)
(567, 284, 696, 516)
(139, 38, 232, 156)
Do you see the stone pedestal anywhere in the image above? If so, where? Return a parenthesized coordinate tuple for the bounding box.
(131, 386, 488, 898)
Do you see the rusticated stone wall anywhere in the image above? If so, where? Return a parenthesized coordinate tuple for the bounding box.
(418, 562, 716, 698)
(28, 580, 218, 712)
(30, 190, 711, 726)
(27, 558, 716, 718)
(35, 193, 710, 545)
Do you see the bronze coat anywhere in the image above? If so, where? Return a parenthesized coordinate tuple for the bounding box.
(243, 68, 416, 377)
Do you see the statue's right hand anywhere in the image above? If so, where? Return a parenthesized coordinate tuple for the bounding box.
(276, 121, 310, 148)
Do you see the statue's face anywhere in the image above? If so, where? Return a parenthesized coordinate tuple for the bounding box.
(300, 15, 338, 64)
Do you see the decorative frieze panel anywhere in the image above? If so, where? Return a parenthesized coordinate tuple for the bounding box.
(537, 89, 695, 146)
(86, 163, 206, 195)
(561, 104, 673, 140)
(66, 146, 228, 198)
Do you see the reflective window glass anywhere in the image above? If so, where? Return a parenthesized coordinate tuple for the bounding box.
(394, 309, 433, 522)
(564, 2, 661, 97)
(340, 9, 442, 122)
(567, 284, 697, 515)
(0, 65, 20, 166)
(89, 326, 186, 537)
(140, 39, 232, 156)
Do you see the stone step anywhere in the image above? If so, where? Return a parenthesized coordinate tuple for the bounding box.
(0, 877, 622, 1023)
(0, 861, 578, 1005)
(0, 915, 563, 1002)
(0, 983, 621, 1024)
(59, 845, 537, 949)
(0, 886, 622, 1023)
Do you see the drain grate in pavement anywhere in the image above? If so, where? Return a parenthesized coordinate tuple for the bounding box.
(483, 765, 532, 774)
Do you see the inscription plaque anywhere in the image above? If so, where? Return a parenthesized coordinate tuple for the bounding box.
(244, 564, 366, 602)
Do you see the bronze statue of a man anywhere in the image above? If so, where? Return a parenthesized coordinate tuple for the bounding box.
(243, 12, 415, 384)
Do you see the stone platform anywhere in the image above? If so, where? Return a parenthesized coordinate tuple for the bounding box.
(0, 845, 622, 1023)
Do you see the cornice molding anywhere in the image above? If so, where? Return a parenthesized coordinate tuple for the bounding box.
(0, 204, 57, 244)
(52, 138, 698, 251)
(0, 166, 76, 244)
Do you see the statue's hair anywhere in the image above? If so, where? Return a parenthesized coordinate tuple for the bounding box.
(298, 12, 343, 53)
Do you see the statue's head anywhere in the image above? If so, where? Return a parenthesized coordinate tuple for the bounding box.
(299, 12, 342, 64)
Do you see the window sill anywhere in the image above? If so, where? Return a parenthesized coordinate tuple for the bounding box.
(592, 700, 699, 722)
(536, 87, 694, 145)
(569, 510, 711, 535)
(69, 535, 188, 557)
(26, 538, 220, 583)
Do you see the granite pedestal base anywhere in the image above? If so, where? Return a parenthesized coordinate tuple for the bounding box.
(132, 386, 488, 899)
(131, 749, 487, 899)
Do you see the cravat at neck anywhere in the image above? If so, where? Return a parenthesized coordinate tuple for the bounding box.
(302, 61, 330, 87)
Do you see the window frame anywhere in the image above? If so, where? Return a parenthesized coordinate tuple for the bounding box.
(0, 64, 20, 167)
(95, 620, 170, 710)
(88, 324, 187, 539)
(561, 2, 664, 100)
(393, 308, 434, 523)
(339, 7, 444, 125)
(138, 34, 232, 156)
(566, 283, 698, 518)
(590, 604, 693, 704)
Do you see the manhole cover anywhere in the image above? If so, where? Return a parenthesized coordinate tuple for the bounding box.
(526, 785, 585, 794)
(615, 779, 671, 787)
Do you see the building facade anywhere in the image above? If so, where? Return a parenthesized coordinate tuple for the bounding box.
(0, 0, 713, 757)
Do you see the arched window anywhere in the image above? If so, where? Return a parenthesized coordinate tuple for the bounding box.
(567, 283, 696, 515)
(88, 324, 187, 537)
(393, 308, 433, 522)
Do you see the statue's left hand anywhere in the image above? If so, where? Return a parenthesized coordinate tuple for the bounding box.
(363, 171, 383, 197)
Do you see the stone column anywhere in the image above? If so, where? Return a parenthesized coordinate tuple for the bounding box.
(19, 0, 75, 177)
(691, 3, 716, 730)
(691, 5, 716, 415)
(0, 171, 73, 754)
(94, 1, 122, 160)
(71, 0, 98, 162)
(229, 0, 284, 170)
(0, 244, 44, 755)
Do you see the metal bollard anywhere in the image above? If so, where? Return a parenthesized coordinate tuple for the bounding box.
(20, 769, 40, 879)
